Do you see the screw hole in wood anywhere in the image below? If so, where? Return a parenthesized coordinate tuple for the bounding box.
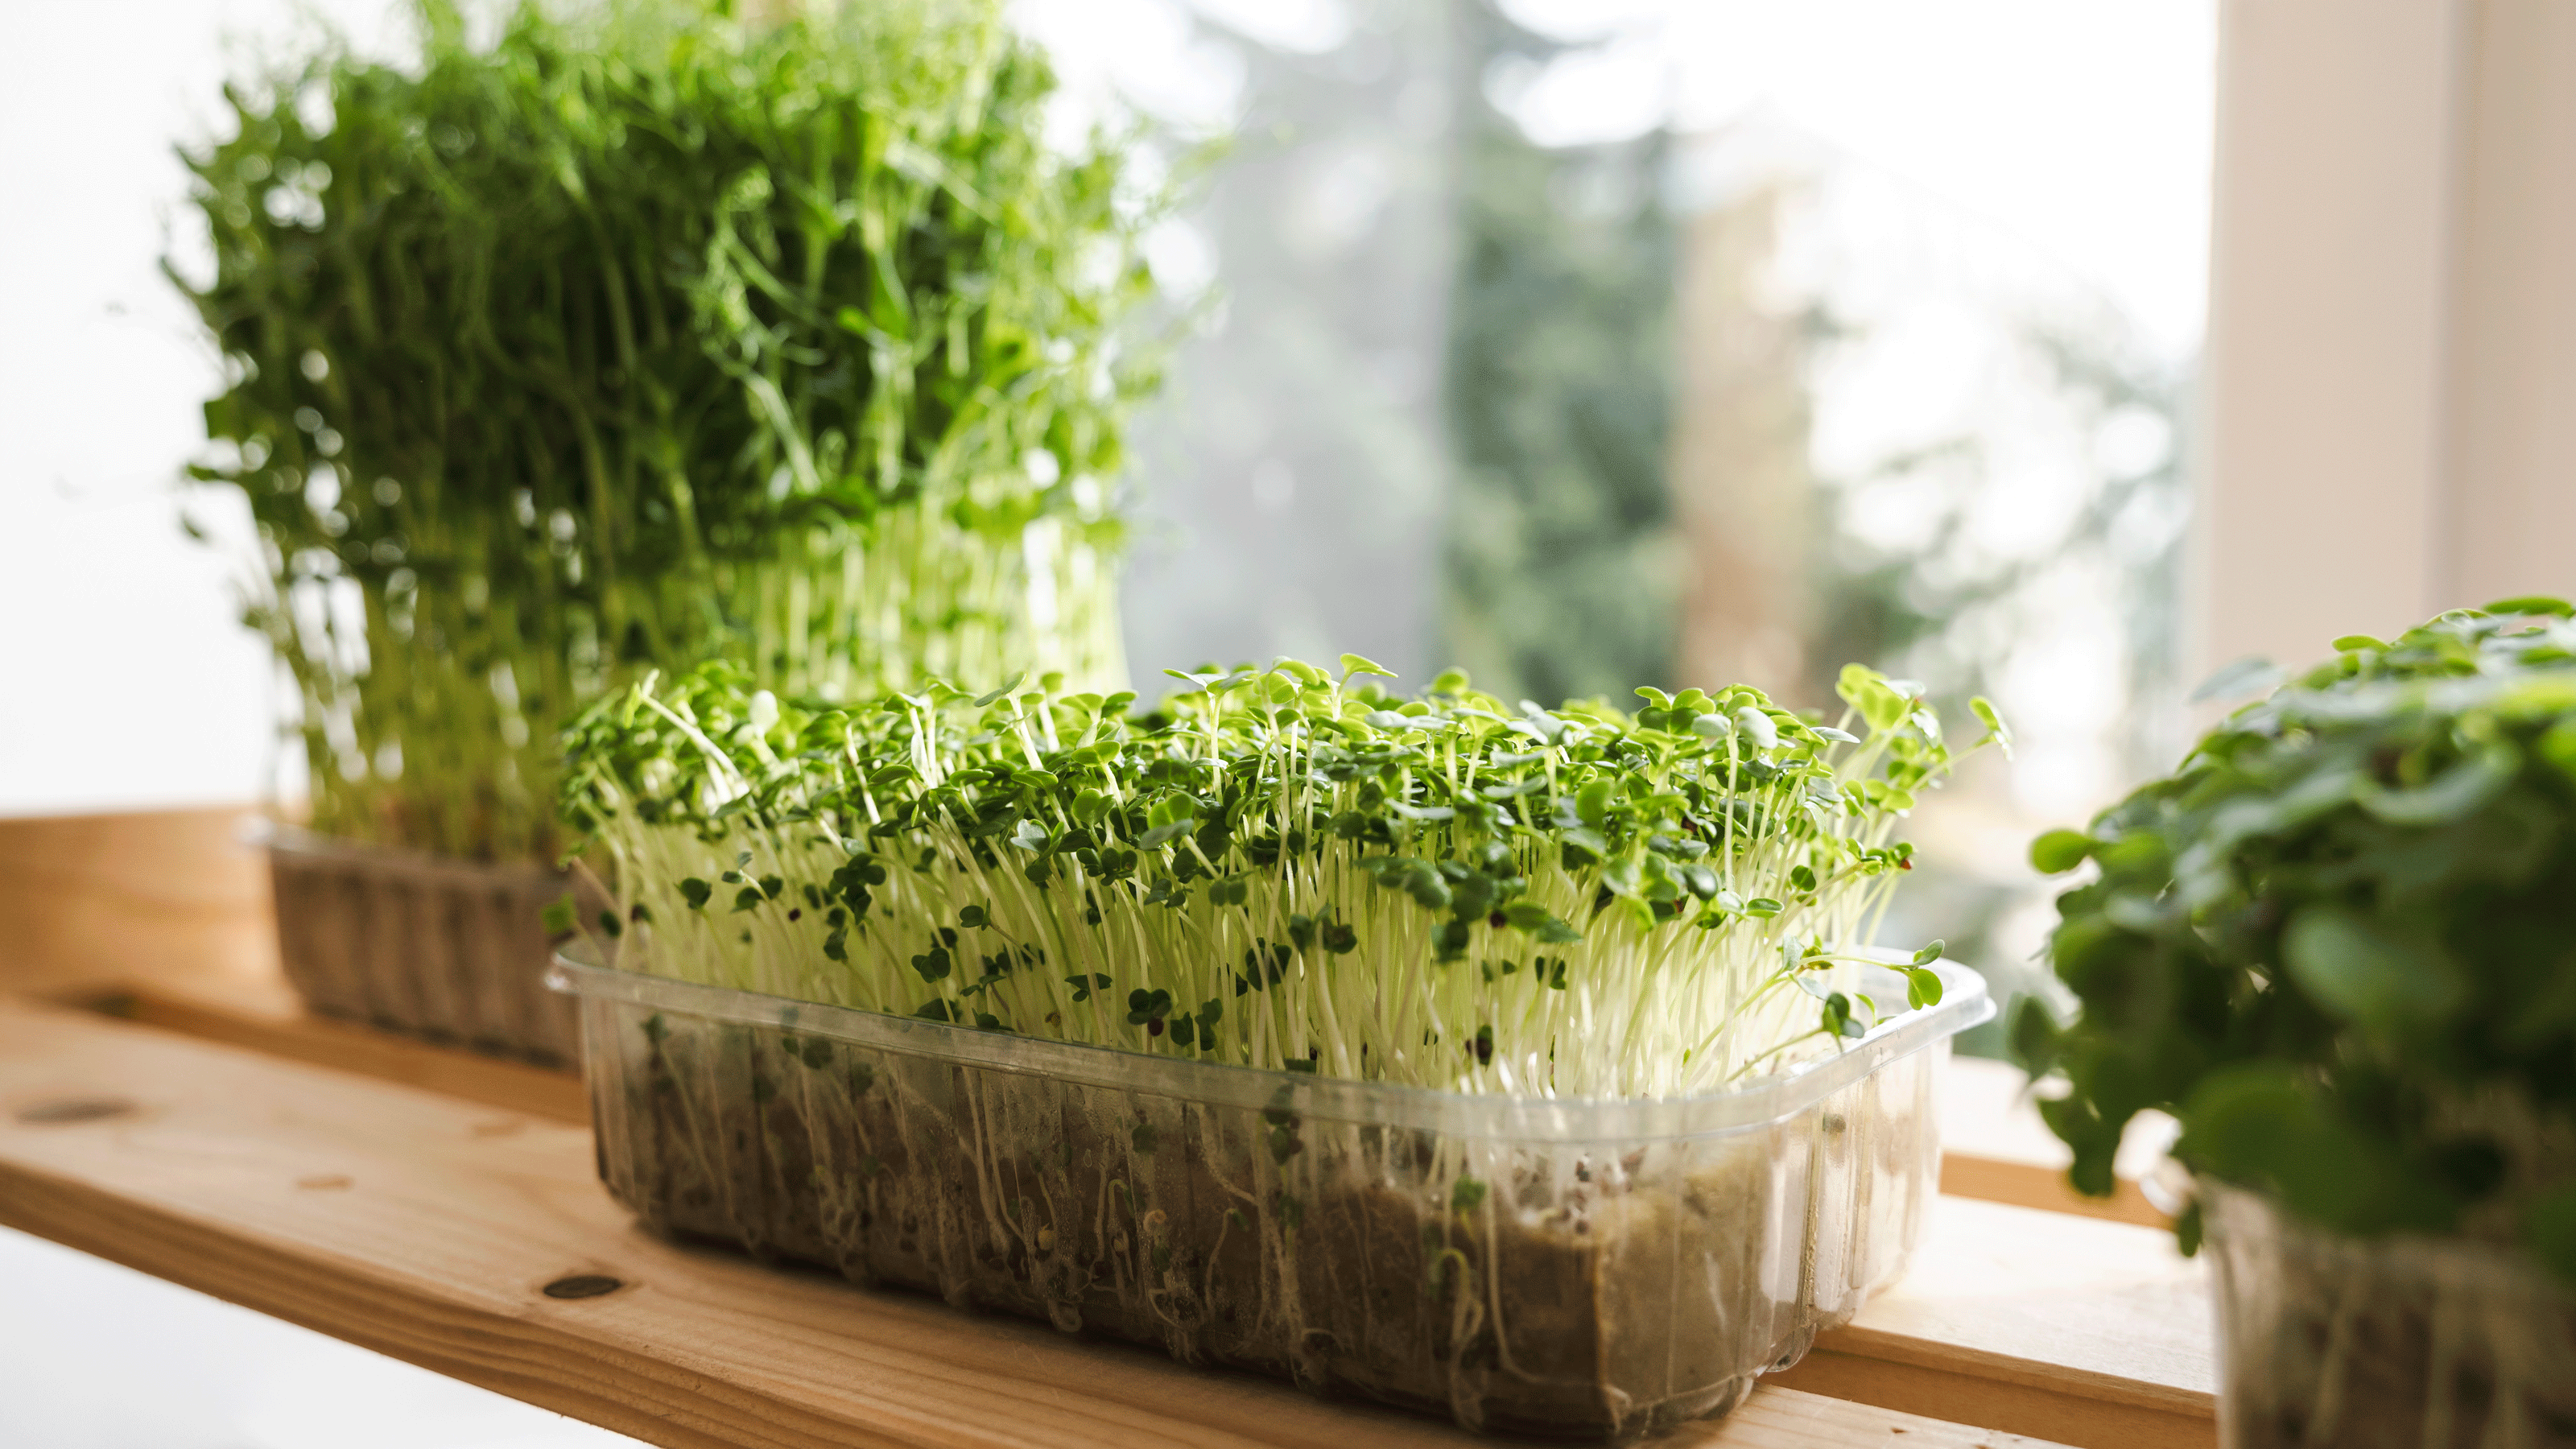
(14, 1097, 136, 1125)
(543, 1274, 623, 1300)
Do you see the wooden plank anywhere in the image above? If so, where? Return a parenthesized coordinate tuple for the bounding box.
(1937, 1057, 2176, 1228)
(73, 978, 2172, 1231)
(79, 975, 587, 1124)
(0, 1000, 2064, 1449)
(0, 1000, 2177, 1448)
(1777, 1196, 2212, 1449)
(0, 806, 277, 997)
(0, 804, 2174, 1232)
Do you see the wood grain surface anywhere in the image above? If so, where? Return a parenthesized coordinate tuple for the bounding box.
(0, 999, 2204, 1448)
(1770, 1197, 2211, 1448)
(81, 975, 588, 1122)
(0, 805, 2172, 1227)
(0, 806, 277, 997)
(73, 981, 2172, 1231)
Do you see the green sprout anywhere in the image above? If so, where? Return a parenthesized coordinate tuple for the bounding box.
(2023, 601, 2576, 1279)
(562, 656, 2003, 1097)
(176, 0, 1162, 861)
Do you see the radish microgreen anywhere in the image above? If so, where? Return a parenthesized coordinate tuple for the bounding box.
(565, 657, 2004, 1097)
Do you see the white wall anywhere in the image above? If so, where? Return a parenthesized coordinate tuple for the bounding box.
(2200, 0, 2576, 679)
(0, 0, 407, 816)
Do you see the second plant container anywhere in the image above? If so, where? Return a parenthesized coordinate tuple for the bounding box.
(265, 825, 597, 1064)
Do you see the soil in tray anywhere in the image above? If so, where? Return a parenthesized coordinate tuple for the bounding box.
(2211, 1195, 2576, 1449)
(601, 1011, 1878, 1441)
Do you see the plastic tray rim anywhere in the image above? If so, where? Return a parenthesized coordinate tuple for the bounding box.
(551, 944, 1990, 1143)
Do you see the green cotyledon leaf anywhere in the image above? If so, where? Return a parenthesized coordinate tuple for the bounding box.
(561, 653, 1992, 1101)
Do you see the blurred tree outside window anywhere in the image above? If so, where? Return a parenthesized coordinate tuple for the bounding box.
(1027, 0, 2212, 1051)
(1441, 2, 1679, 707)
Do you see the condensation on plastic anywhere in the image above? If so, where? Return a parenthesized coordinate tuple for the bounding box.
(551, 947, 1991, 1441)
(2202, 1180, 2576, 1449)
(262, 823, 596, 1066)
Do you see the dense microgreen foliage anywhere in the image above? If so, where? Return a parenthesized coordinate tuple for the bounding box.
(563, 656, 2001, 1097)
(177, 0, 1157, 860)
(2021, 602, 2576, 1279)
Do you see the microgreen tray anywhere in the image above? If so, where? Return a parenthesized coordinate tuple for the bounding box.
(2202, 1179, 2576, 1449)
(552, 947, 1988, 1440)
(266, 825, 590, 1066)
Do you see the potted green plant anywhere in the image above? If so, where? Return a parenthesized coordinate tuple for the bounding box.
(176, 0, 1157, 1062)
(2020, 601, 2576, 1447)
(548, 656, 2006, 1437)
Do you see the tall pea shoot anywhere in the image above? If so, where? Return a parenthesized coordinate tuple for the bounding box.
(2022, 601, 2576, 1279)
(177, 0, 1158, 861)
(563, 657, 2003, 1098)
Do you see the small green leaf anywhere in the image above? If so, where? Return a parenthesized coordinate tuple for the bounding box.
(539, 896, 577, 935)
(2353, 743, 2517, 825)
(1819, 992, 1855, 1038)
(1575, 778, 1612, 827)
(1502, 898, 1582, 943)
(2281, 906, 2464, 1034)
(1971, 696, 2013, 758)
(1450, 1176, 1488, 1215)
(2029, 829, 2094, 874)
(2007, 997, 2059, 1074)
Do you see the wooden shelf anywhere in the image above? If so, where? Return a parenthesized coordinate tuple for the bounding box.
(0, 804, 276, 1000)
(80, 975, 589, 1124)
(0, 997, 2211, 1449)
(0, 807, 2215, 1449)
(71, 980, 2172, 1225)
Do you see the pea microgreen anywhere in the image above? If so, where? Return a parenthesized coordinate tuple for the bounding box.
(175, 0, 1162, 861)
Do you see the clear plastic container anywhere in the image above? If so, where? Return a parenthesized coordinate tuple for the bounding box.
(2202, 1179, 2576, 1449)
(265, 824, 597, 1066)
(551, 947, 1991, 1440)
